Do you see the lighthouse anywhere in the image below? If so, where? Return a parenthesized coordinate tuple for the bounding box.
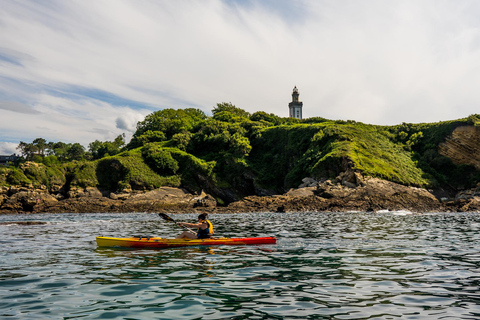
(288, 86, 303, 120)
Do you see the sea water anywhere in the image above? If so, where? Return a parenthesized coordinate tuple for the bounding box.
(1, 212, 480, 319)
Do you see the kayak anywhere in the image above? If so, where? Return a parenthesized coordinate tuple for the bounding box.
(96, 236, 276, 249)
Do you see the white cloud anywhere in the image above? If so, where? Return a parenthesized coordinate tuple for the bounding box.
(116, 112, 145, 132)
(0, 142, 18, 155)
(0, 93, 150, 147)
(1, 0, 480, 148)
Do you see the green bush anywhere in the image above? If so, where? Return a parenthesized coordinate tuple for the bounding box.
(0, 167, 10, 186)
(212, 102, 250, 118)
(96, 158, 127, 190)
(69, 162, 97, 188)
(133, 108, 206, 142)
(190, 119, 252, 159)
(249, 124, 323, 190)
(128, 130, 166, 149)
(171, 132, 192, 151)
(96, 150, 180, 191)
(22, 163, 49, 188)
(142, 144, 179, 176)
(7, 168, 31, 186)
(166, 147, 216, 193)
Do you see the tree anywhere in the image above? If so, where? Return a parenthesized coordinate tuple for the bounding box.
(190, 119, 252, 158)
(47, 142, 68, 159)
(250, 111, 283, 125)
(88, 134, 125, 160)
(32, 138, 47, 155)
(127, 130, 166, 149)
(88, 140, 104, 159)
(212, 102, 250, 119)
(132, 108, 207, 143)
(67, 143, 85, 161)
(17, 141, 35, 159)
(17, 138, 48, 160)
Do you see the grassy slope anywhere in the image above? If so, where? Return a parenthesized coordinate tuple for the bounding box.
(2, 116, 480, 199)
(249, 117, 480, 192)
(249, 122, 428, 191)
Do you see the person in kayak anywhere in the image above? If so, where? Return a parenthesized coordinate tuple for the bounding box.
(176, 214, 214, 239)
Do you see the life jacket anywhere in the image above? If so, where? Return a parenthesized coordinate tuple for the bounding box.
(197, 219, 214, 239)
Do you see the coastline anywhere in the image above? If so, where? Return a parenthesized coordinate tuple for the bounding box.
(1, 175, 479, 214)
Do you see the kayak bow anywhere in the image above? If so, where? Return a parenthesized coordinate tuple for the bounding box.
(96, 236, 277, 249)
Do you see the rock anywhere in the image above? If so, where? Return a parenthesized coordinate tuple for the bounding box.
(337, 170, 364, 187)
(0, 190, 58, 213)
(343, 181, 357, 188)
(54, 193, 65, 200)
(192, 192, 216, 208)
(286, 187, 316, 197)
(439, 126, 480, 170)
(0, 168, 479, 213)
(0, 186, 8, 195)
(85, 187, 103, 198)
(116, 193, 131, 200)
(9, 186, 19, 195)
(299, 177, 318, 188)
(218, 176, 444, 213)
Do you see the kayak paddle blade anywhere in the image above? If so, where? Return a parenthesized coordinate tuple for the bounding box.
(158, 213, 176, 223)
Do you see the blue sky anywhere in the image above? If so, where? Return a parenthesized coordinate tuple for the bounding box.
(1, 0, 480, 154)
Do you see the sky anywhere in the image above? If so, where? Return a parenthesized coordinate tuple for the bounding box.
(1, 0, 480, 154)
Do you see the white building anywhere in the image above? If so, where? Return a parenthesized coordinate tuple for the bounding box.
(288, 86, 303, 120)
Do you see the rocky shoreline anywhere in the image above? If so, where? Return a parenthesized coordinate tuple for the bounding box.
(2, 171, 480, 214)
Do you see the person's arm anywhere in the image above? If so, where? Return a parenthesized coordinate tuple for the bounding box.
(179, 222, 207, 229)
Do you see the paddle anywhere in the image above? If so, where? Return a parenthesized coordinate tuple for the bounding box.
(158, 213, 196, 234)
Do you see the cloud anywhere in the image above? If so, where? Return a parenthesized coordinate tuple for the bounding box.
(0, 142, 18, 155)
(0, 93, 150, 147)
(0, 100, 40, 114)
(116, 112, 145, 132)
(2, 0, 480, 149)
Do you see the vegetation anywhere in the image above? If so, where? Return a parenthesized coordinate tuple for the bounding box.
(89, 134, 125, 160)
(4, 101, 480, 204)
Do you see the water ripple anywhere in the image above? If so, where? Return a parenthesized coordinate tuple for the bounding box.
(1, 212, 480, 319)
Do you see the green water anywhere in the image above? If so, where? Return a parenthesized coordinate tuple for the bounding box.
(1, 212, 480, 319)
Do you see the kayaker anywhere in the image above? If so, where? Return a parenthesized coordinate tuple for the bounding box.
(176, 214, 214, 239)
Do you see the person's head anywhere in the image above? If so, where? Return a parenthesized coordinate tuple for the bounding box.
(198, 214, 208, 221)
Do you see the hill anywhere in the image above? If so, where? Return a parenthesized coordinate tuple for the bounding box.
(2, 105, 480, 212)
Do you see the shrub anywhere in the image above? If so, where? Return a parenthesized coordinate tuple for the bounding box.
(171, 132, 192, 151)
(69, 162, 97, 188)
(142, 144, 179, 176)
(96, 150, 180, 191)
(0, 167, 10, 186)
(7, 168, 31, 186)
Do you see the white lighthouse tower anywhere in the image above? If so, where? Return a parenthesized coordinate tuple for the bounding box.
(288, 86, 303, 120)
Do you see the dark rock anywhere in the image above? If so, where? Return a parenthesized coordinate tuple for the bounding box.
(0, 172, 478, 214)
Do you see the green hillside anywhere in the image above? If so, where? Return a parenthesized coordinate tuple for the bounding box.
(3, 105, 480, 204)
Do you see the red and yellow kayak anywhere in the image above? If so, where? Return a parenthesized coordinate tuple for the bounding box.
(96, 236, 276, 249)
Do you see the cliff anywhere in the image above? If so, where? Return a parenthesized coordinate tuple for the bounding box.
(439, 125, 480, 170)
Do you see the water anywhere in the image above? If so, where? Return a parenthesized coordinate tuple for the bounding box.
(1, 212, 480, 319)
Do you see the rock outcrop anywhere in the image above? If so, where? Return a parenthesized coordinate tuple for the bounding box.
(439, 125, 480, 170)
(217, 171, 444, 213)
(3, 169, 480, 214)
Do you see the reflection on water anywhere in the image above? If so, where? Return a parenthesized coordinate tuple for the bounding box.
(1, 212, 480, 319)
